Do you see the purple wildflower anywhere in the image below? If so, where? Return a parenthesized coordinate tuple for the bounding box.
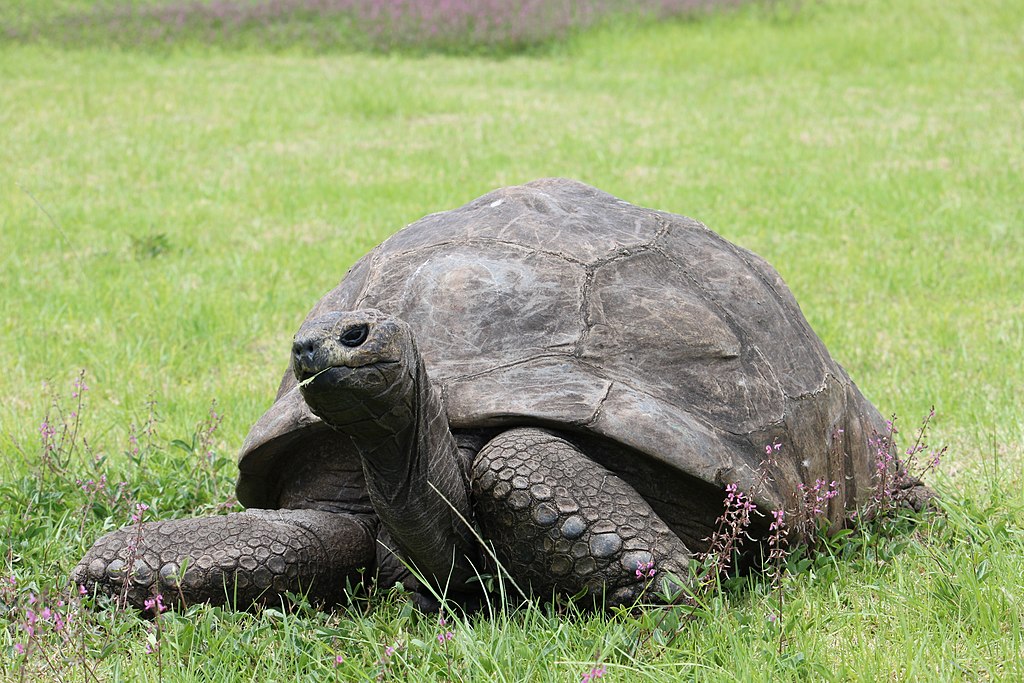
(797, 478, 839, 517)
(699, 479, 758, 585)
(635, 559, 656, 579)
(69, 0, 737, 54)
(144, 593, 167, 615)
(39, 419, 57, 453)
(131, 502, 150, 524)
(71, 373, 89, 398)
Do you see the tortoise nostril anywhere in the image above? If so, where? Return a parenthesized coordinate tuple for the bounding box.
(292, 340, 317, 366)
(340, 324, 369, 348)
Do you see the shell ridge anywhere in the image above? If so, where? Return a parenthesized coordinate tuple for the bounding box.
(444, 235, 589, 266)
(442, 351, 585, 384)
(352, 244, 384, 309)
(590, 372, 724, 437)
(577, 266, 597, 355)
(735, 343, 786, 432)
(382, 237, 461, 260)
(582, 381, 616, 428)
(368, 235, 586, 266)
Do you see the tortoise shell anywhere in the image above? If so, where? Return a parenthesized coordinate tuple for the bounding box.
(237, 178, 883, 528)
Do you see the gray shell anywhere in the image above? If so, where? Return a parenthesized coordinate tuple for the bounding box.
(238, 178, 884, 522)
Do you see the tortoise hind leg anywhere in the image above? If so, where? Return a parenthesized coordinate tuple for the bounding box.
(470, 427, 691, 607)
(72, 509, 376, 610)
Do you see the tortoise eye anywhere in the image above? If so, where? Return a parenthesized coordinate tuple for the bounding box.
(340, 324, 369, 348)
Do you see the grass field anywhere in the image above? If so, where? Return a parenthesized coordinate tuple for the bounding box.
(2, 0, 1023, 680)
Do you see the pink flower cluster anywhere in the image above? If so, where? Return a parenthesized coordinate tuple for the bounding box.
(130, 502, 150, 525)
(143, 593, 168, 655)
(71, 373, 89, 399)
(798, 478, 840, 517)
(436, 612, 454, 643)
(699, 481, 759, 585)
(10, 589, 83, 658)
(144, 593, 167, 615)
(635, 559, 656, 579)
(38, 419, 57, 449)
(724, 483, 757, 522)
(867, 409, 944, 515)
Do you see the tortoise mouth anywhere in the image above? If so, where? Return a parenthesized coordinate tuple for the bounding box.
(296, 361, 401, 394)
(297, 360, 410, 430)
(296, 364, 354, 388)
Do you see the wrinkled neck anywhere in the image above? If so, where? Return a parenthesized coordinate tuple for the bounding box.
(355, 358, 459, 502)
(347, 347, 478, 590)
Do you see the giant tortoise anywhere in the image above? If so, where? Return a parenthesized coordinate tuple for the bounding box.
(73, 178, 921, 608)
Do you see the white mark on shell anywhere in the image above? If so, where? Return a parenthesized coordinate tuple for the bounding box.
(489, 199, 504, 208)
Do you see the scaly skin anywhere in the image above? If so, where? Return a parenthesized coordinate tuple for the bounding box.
(471, 427, 691, 606)
(72, 509, 375, 609)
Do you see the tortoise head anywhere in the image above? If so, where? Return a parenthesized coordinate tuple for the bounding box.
(291, 309, 419, 433)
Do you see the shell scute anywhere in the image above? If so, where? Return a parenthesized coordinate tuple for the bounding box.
(356, 241, 586, 379)
(581, 248, 784, 434)
(443, 356, 612, 428)
(654, 218, 831, 399)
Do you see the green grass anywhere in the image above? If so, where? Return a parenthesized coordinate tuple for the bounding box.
(2, 0, 1023, 679)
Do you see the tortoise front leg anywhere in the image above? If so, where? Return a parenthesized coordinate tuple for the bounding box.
(72, 509, 376, 609)
(470, 428, 691, 607)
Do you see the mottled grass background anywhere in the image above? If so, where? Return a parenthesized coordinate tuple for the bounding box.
(2, 0, 1023, 680)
